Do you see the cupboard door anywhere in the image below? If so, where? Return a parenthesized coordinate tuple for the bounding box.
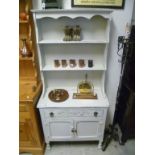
(19, 119, 37, 147)
(19, 122, 30, 142)
(47, 120, 73, 140)
(75, 120, 100, 139)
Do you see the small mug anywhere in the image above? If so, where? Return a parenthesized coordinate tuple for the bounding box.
(88, 60, 93, 68)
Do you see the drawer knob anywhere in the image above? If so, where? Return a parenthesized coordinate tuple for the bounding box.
(94, 112, 98, 117)
(50, 112, 54, 117)
(71, 128, 77, 133)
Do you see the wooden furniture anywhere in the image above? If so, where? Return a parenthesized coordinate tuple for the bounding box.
(19, 0, 45, 155)
(19, 82, 45, 155)
(32, 9, 111, 149)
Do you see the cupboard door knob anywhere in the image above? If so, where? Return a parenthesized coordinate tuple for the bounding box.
(71, 128, 74, 133)
(50, 112, 54, 117)
(71, 128, 77, 133)
(94, 112, 98, 117)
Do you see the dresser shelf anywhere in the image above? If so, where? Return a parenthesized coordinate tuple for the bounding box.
(41, 65, 106, 71)
(38, 87, 109, 108)
(38, 40, 109, 44)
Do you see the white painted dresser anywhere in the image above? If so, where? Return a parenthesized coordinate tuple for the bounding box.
(32, 9, 111, 149)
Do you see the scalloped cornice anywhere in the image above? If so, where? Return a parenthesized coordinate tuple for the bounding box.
(32, 9, 112, 19)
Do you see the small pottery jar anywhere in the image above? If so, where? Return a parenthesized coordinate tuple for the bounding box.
(20, 39, 32, 57)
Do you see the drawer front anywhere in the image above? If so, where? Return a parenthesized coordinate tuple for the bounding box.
(44, 108, 105, 118)
(19, 112, 31, 122)
(19, 104, 29, 112)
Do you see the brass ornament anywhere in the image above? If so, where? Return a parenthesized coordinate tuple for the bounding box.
(73, 74, 97, 99)
(48, 89, 69, 102)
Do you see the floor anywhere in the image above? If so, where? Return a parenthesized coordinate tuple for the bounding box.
(20, 140, 135, 155)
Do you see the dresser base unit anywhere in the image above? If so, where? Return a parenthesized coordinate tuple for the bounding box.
(39, 107, 108, 149)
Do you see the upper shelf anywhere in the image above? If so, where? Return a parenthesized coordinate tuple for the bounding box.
(35, 15, 110, 43)
(32, 9, 112, 19)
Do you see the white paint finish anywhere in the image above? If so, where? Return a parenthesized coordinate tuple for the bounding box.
(39, 109, 51, 143)
(39, 44, 107, 70)
(49, 121, 73, 139)
(37, 88, 109, 108)
(44, 108, 105, 118)
(105, 0, 135, 125)
(32, 9, 112, 19)
(32, 0, 135, 127)
(32, 11, 111, 98)
(32, 9, 110, 148)
(43, 71, 104, 90)
(38, 40, 109, 44)
(35, 16, 109, 42)
(42, 65, 105, 71)
(40, 107, 107, 147)
(75, 121, 99, 137)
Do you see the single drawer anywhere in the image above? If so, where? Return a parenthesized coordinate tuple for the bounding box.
(19, 104, 29, 112)
(19, 111, 31, 122)
(44, 108, 105, 118)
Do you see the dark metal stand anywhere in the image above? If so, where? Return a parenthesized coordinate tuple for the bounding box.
(102, 25, 135, 151)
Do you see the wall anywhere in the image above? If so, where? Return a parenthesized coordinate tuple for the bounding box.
(105, 0, 135, 125)
(32, 0, 135, 125)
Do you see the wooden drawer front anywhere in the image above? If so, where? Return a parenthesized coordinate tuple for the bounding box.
(19, 112, 31, 122)
(44, 108, 104, 118)
(19, 104, 29, 112)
